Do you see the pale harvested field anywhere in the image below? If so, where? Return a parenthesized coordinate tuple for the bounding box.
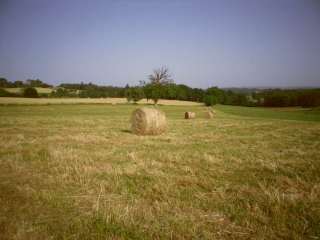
(0, 97, 203, 106)
(0, 104, 319, 239)
(4, 87, 53, 94)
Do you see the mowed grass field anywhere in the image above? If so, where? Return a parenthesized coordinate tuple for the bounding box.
(0, 103, 319, 239)
(4, 87, 53, 94)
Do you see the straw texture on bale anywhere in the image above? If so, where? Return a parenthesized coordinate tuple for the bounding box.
(185, 112, 196, 119)
(131, 107, 167, 135)
(204, 111, 214, 119)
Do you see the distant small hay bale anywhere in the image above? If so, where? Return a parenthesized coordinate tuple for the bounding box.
(131, 107, 167, 135)
(204, 111, 214, 119)
(185, 112, 196, 119)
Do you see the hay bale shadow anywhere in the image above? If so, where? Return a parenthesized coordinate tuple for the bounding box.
(121, 129, 132, 134)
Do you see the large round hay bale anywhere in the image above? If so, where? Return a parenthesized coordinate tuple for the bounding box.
(185, 112, 196, 119)
(131, 107, 167, 135)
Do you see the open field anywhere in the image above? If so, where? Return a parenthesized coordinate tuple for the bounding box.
(4, 87, 53, 94)
(0, 97, 203, 106)
(0, 103, 319, 239)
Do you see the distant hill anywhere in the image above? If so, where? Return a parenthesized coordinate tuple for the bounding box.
(222, 88, 262, 94)
(222, 87, 320, 94)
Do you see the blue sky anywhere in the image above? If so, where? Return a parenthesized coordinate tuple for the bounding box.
(1, 0, 320, 88)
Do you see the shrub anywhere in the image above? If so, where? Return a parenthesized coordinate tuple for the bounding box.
(23, 87, 39, 98)
(131, 87, 145, 103)
(203, 95, 217, 106)
(125, 87, 145, 103)
(125, 88, 133, 102)
(51, 88, 76, 98)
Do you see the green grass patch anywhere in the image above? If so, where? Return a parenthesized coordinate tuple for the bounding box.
(215, 104, 320, 122)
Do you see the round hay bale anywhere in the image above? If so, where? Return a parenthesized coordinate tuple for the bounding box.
(185, 112, 196, 119)
(204, 111, 214, 119)
(131, 107, 167, 135)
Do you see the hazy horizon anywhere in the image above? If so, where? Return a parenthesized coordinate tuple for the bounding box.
(1, 0, 320, 88)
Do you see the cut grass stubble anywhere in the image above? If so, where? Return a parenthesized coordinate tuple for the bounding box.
(0, 104, 319, 239)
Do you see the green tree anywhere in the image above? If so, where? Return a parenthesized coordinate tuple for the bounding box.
(23, 87, 39, 98)
(51, 88, 74, 98)
(206, 87, 225, 103)
(150, 84, 163, 105)
(143, 84, 153, 102)
(147, 67, 173, 104)
(203, 95, 217, 106)
(26, 79, 52, 88)
(13, 80, 24, 87)
(125, 85, 132, 102)
(131, 87, 145, 103)
(0, 78, 10, 87)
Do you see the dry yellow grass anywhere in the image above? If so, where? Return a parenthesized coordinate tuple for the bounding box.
(4, 87, 53, 94)
(0, 104, 319, 239)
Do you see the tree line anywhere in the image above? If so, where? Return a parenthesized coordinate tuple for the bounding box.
(0, 78, 52, 88)
(0, 71, 319, 107)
